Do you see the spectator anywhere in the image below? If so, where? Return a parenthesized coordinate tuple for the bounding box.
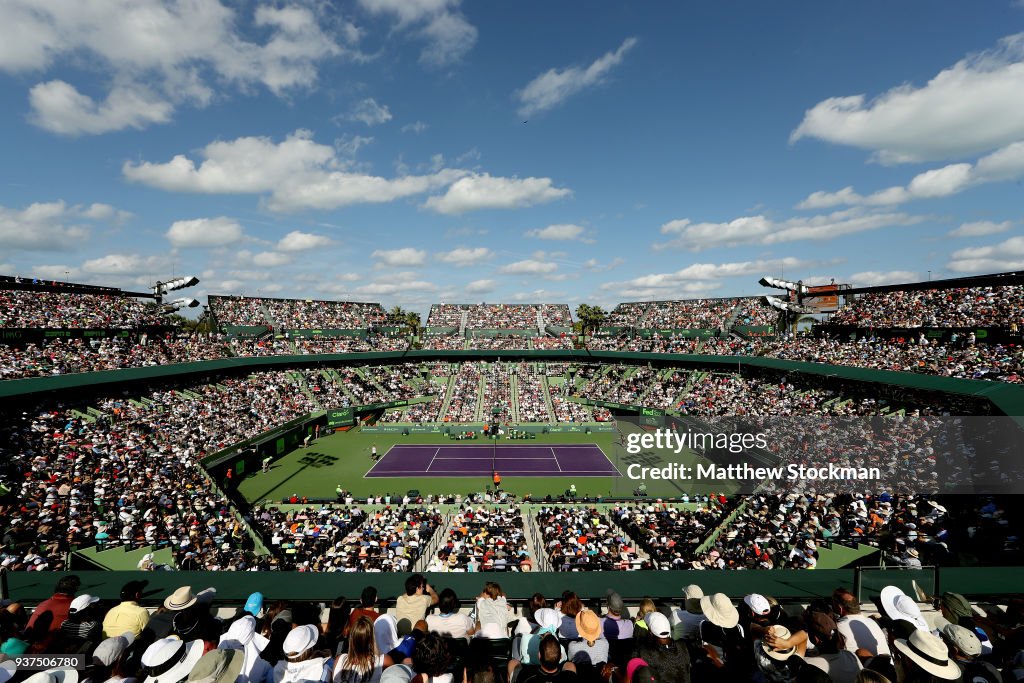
(833, 588, 891, 658)
(511, 634, 577, 683)
(601, 592, 633, 641)
(395, 576, 438, 637)
(425, 589, 475, 641)
(475, 583, 511, 640)
(333, 616, 390, 683)
(891, 630, 962, 681)
(25, 575, 80, 652)
(273, 625, 328, 683)
(103, 581, 151, 639)
(634, 612, 690, 682)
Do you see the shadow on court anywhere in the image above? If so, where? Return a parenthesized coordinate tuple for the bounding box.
(250, 451, 338, 501)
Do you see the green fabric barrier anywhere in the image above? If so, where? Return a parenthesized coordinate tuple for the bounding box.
(7, 567, 1022, 604)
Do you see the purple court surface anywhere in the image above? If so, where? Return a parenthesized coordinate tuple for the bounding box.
(365, 444, 621, 478)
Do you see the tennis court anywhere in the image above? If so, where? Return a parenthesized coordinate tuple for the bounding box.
(364, 443, 621, 478)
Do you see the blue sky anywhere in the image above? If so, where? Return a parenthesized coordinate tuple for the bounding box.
(1, 1, 1023, 316)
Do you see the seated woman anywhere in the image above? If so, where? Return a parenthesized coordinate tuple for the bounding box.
(334, 616, 391, 683)
(474, 582, 511, 640)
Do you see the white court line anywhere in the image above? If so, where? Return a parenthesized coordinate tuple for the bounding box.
(434, 456, 555, 460)
(365, 470, 620, 477)
(551, 447, 562, 472)
(361, 443, 399, 478)
(425, 448, 440, 472)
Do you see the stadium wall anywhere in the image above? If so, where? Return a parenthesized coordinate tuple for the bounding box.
(6, 567, 1023, 603)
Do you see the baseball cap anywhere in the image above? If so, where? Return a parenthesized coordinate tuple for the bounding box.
(69, 594, 100, 614)
(743, 593, 771, 616)
(645, 612, 671, 639)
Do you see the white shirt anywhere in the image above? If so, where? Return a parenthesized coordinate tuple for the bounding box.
(836, 614, 891, 657)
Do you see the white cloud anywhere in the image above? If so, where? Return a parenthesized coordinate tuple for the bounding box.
(583, 257, 624, 273)
(525, 223, 592, 242)
(436, 247, 493, 266)
(0, 200, 128, 251)
(166, 217, 244, 247)
(796, 142, 1024, 209)
(424, 173, 571, 214)
(602, 258, 816, 295)
(29, 80, 174, 136)
(2, 1, 351, 135)
(123, 129, 467, 211)
(464, 278, 496, 294)
(949, 221, 1013, 237)
(947, 236, 1024, 272)
(252, 251, 293, 267)
(82, 203, 132, 223)
(791, 33, 1024, 163)
(358, 0, 476, 67)
(354, 279, 437, 296)
(344, 98, 392, 126)
(499, 259, 558, 275)
(848, 270, 920, 286)
(277, 230, 334, 251)
(372, 247, 427, 267)
(516, 37, 637, 117)
(401, 120, 429, 134)
(656, 208, 926, 251)
(81, 253, 171, 276)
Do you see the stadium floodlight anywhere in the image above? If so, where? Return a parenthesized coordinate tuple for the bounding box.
(161, 298, 200, 313)
(153, 276, 200, 296)
(759, 277, 808, 294)
(764, 296, 814, 314)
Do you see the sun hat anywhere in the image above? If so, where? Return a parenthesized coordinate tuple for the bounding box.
(700, 593, 739, 629)
(93, 634, 135, 666)
(22, 669, 79, 683)
(164, 587, 198, 611)
(219, 615, 268, 653)
(743, 593, 771, 616)
(576, 609, 602, 644)
(941, 624, 981, 657)
(893, 630, 961, 680)
(762, 625, 796, 661)
(282, 624, 318, 658)
(69, 594, 100, 614)
(805, 611, 838, 640)
(644, 612, 671, 639)
(683, 584, 704, 614)
(879, 586, 928, 631)
(534, 608, 561, 632)
(141, 638, 205, 683)
(186, 648, 244, 683)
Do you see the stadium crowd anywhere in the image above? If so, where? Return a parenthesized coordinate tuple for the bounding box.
(427, 505, 533, 572)
(1, 289, 165, 328)
(830, 285, 1024, 329)
(427, 304, 572, 331)
(209, 296, 386, 330)
(0, 370, 322, 573)
(0, 336, 228, 380)
(605, 298, 740, 330)
(536, 506, 648, 572)
(1, 572, 1022, 683)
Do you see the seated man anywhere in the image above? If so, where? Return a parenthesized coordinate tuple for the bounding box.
(512, 634, 578, 682)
